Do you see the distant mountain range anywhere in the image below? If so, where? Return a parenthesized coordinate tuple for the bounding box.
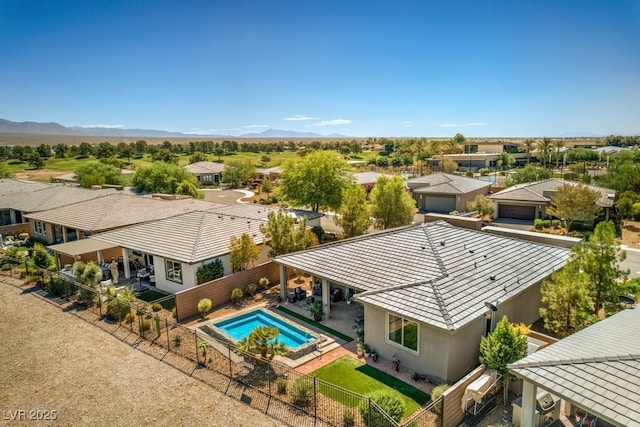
(0, 118, 345, 138)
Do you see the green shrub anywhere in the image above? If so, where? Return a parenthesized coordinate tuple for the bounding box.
(430, 384, 450, 417)
(246, 283, 257, 297)
(290, 378, 313, 406)
(534, 218, 544, 230)
(1, 263, 12, 271)
(77, 284, 97, 307)
(47, 278, 67, 296)
(342, 408, 355, 427)
(311, 225, 324, 242)
(172, 307, 177, 318)
(276, 377, 288, 395)
(141, 319, 152, 331)
(230, 288, 243, 304)
(360, 390, 405, 424)
(542, 219, 551, 228)
(465, 170, 474, 177)
(173, 335, 182, 347)
(551, 219, 560, 228)
(18, 232, 29, 240)
(107, 297, 132, 322)
(478, 168, 489, 176)
(196, 258, 224, 285)
(151, 303, 162, 312)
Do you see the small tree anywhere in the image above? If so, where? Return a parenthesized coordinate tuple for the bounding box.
(359, 390, 405, 424)
(479, 316, 527, 403)
(467, 195, 495, 220)
(221, 159, 255, 188)
(546, 183, 602, 234)
(370, 175, 415, 230)
(540, 261, 597, 337)
(335, 184, 371, 238)
(197, 298, 212, 318)
(75, 161, 124, 188)
(229, 233, 261, 271)
(259, 209, 311, 257)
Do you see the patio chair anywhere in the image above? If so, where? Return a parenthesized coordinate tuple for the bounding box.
(294, 286, 307, 301)
(287, 293, 298, 303)
(137, 268, 151, 280)
(313, 282, 322, 296)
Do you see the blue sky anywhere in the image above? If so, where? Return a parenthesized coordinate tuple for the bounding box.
(1, 1, 639, 138)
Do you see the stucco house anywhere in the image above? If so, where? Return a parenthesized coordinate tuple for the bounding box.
(488, 178, 616, 221)
(209, 204, 324, 229)
(407, 173, 492, 213)
(509, 303, 640, 427)
(184, 161, 225, 185)
(273, 221, 570, 384)
(90, 209, 270, 294)
(351, 171, 392, 193)
(0, 179, 115, 227)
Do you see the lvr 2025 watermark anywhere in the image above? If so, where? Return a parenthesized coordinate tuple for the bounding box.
(3, 410, 57, 421)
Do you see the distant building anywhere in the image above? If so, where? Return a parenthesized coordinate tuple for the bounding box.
(184, 161, 225, 185)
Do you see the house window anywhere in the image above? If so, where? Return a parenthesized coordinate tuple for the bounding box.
(387, 313, 418, 352)
(34, 221, 47, 236)
(165, 259, 182, 284)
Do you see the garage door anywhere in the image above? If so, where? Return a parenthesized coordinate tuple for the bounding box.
(423, 195, 456, 213)
(498, 204, 536, 220)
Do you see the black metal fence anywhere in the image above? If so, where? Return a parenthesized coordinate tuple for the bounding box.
(0, 259, 442, 427)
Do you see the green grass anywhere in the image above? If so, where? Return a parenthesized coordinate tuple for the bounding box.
(274, 305, 354, 342)
(136, 289, 170, 302)
(311, 355, 430, 416)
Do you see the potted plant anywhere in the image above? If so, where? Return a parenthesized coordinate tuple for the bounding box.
(309, 301, 323, 321)
(371, 348, 378, 362)
(356, 343, 364, 357)
(355, 327, 364, 343)
(363, 343, 371, 358)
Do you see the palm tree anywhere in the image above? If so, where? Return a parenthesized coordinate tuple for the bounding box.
(520, 139, 535, 164)
(411, 138, 427, 175)
(553, 139, 565, 169)
(430, 140, 442, 172)
(536, 137, 553, 168)
(235, 326, 289, 360)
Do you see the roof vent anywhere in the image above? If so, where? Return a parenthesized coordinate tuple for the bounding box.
(440, 240, 445, 246)
(489, 275, 496, 281)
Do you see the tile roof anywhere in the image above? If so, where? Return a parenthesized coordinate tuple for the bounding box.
(407, 173, 491, 194)
(184, 161, 225, 174)
(509, 307, 640, 427)
(25, 193, 219, 232)
(92, 209, 266, 263)
(489, 179, 616, 207)
(0, 185, 116, 212)
(274, 221, 570, 331)
(351, 172, 392, 185)
(0, 178, 55, 196)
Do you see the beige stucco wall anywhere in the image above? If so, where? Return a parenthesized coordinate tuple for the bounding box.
(456, 187, 491, 212)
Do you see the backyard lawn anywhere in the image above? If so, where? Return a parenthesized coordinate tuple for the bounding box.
(310, 355, 430, 416)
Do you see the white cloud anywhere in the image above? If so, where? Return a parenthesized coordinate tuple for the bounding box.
(439, 123, 457, 128)
(243, 124, 269, 129)
(464, 122, 487, 127)
(403, 121, 414, 127)
(79, 124, 124, 129)
(284, 115, 318, 121)
(312, 119, 352, 127)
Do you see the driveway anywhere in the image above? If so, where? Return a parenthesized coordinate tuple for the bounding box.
(201, 188, 253, 204)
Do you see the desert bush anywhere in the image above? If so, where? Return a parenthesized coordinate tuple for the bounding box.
(246, 283, 257, 297)
(290, 378, 313, 407)
(360, 390, 405, 424)
(172, 307, 177, 318)
(542, 219, 551, 228)
(230, 288, 243, 304)
(77, 284, 98, 307)
(18, 232, 29, 240)
(478, 168, 490, 176)
(151, 302, 162, 312)
(342, 408, 355, 427)
(551, 219, 560, 228)
(1, 263, 12, 271)
(107, 296, 132, 322)
(197, 298, 212, 317)
(534, 218, 544, 230)
(173, 335, 182, 347)
(430, 384, 450, 417)
(258, 277, 270, 290)
(47, 277, 67, 296)
(124, 312, 136, 324)
(276, 377, 288, 395)
(141, 319, 152, 331)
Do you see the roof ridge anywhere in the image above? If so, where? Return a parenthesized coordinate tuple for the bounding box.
(513, 353, 640, 369)
(189, 210, 209, 261)
(430, 280, 454, 330)
(92, 193, 124, 229)
(421, 223, 448, 278)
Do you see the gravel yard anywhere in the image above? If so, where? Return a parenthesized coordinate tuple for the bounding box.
(0, 279, 279, 427)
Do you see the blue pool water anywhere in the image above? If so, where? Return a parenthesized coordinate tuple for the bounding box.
(214, 310, 315, 349)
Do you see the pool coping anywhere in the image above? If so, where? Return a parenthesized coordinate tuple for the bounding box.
(198, 306, 327, 361)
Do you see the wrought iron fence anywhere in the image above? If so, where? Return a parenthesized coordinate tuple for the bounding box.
(3, 264, 442, 427)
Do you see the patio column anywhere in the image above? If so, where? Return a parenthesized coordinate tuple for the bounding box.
(322, 278, 330, 318)
(122, 249, 131, 279)
(279, 264, 288, 300)
(62, 227, 68, 243)
(521, 380, 537, 427)
(76, 229, 83, 240)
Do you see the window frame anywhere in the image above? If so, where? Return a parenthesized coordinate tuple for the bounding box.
(386, 312, 419, 354)
(165, 259, 183, 284)
(34, 220, 47, 236)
